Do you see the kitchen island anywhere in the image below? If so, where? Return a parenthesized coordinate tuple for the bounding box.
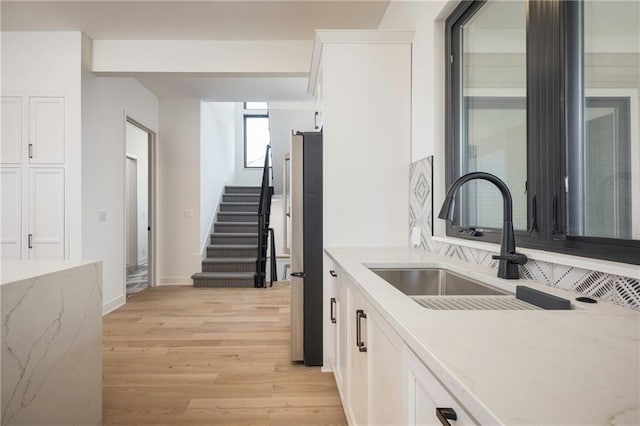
(1, 260, 102, 426)
(325, 248, 639, 425)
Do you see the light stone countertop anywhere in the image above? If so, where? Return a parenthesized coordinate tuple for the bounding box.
(0, 260, 99, 285)
(326, 247, 640, 426)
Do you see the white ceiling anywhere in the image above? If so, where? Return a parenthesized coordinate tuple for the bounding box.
(1, 1, 390, 40)
(2, 0, 390, 100)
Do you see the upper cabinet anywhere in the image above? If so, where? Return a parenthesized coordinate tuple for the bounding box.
(29, 97, 65, 164)
(1, 97, 23, 164)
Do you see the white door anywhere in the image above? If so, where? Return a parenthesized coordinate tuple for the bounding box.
(1, 97, 22, 164)
(29, 97, 64, 164)
(126, 157, 138, 268)
(1, 168, 22, 259)
(28, 168, 64, 260)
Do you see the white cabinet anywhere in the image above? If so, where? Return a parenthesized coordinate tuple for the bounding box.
(0, 95, 67, 261)
(1, 168, 22, 259)
(29, 97, 65, 164)
(330, 265, 477, 426)
(406, 348, 477, 426)
(1, 97, 22, 164)
(326, 263, 338, 371)
(28, 168, 65, 260)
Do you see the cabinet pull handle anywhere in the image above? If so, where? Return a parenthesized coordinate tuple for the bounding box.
(330, 298, 337, 323)
(329, 270, 337, 277)
(28, 143, 33, 159)
(356, 309, 367, 352)
(436, 407, 457, 425)
(28, 234, 33, 249)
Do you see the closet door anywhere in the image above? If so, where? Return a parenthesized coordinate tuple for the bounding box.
(0, 168, 22, 259)
(1, 97, 22, 164)
(29, 97, 64, 164)
(28, 168, 65, 260)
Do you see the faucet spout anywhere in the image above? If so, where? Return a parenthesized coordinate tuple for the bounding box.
(438, 172, 527, 279)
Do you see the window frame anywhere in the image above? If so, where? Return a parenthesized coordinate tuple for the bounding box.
(445, 0, 640, 265)
(242, 103, 270, 169)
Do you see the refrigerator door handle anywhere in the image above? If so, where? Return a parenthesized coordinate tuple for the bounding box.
(291, 272, 306, 278)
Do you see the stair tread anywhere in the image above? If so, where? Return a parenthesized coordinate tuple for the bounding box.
(211, 232, 258, 237)
(218, 212, 258, 215)
(215, 222, 259, 225)
(203, 257, 257, 263)
(192, 272, 254, 279)
(220, 202, 259, 205)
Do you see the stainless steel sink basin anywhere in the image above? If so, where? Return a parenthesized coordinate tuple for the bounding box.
(369, 268, 509, 296)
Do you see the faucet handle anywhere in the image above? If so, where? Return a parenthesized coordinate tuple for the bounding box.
(492, 252, 528, 265)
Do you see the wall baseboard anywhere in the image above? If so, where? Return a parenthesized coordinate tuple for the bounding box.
(159, 277, 192, 286)
(103, 295, 126, 316)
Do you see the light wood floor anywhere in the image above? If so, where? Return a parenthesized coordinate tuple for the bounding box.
(103, 282, 347, 425)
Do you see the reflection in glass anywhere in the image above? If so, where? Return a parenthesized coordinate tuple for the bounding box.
(458, 0, 527, 231)
(572, 1, 639, 240)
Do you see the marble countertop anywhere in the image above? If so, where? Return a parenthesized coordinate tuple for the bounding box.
(326, 247, 640, 425)
(1, 260, 99, 285)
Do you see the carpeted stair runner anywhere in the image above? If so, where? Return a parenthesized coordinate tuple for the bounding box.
(192, 186, 261, 287)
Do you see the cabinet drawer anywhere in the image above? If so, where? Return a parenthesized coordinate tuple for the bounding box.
(405, 348, 478, 426)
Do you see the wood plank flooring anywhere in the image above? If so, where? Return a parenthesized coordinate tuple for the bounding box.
(103, 282, 347, 425)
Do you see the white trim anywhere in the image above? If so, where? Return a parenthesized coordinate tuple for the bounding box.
(103, 295, 126, 316)
(432, 236, 640, 280)
(158, 277, 192, 286)
(308, 30, 415, 95)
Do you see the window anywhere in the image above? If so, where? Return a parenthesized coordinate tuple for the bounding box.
(243, 102, 270, 168)
(446, 0, 639, 264)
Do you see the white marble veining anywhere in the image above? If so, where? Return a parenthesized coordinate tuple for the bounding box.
(327, 247, 640, 425)
(1, 261, 102, 426)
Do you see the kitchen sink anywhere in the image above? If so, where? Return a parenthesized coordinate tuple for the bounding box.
(369, 268, 509, 297)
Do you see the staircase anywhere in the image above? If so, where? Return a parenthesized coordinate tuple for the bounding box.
(191, 186, 261, 288)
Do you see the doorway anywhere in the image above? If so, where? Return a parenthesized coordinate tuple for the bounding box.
(125, 119, 154, 295)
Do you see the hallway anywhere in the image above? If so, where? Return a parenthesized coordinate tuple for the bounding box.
(102, 282, 347, 425)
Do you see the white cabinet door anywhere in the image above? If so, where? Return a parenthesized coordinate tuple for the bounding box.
(405, 348, 478, 426)
(336, 269, 349, 397)
(368, 313, 406, 426)
(347, 283, 369, 426)
(1, 97, 22, 164)
(29, 97, 64, 164)
(326, 263, 338, 371)
(28, 168, 64, 260)
(1, 168, 22, 259)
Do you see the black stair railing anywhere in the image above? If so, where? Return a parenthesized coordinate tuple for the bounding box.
(255, 145, 277, 288)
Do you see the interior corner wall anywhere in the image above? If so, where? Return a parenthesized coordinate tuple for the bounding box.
(1, 31, 83, 260)
(82, 73, 158, 314)
(200, 102, 236, 252)
(233, 103, 262, 186)
(267, 103, 315, 195)
(158, 99, 201, 284)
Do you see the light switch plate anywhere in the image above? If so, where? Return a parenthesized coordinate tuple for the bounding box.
(184, 209, 194, 218)
(98, 210, 107, 222)
(411, 227, 421, 247)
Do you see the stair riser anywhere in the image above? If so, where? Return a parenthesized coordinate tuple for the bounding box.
(202, 262, 255, 273)
(193, 278, 254, 288)
(207, 247, 256, 258)
(225, 186, 261, 194)
(217, 214, 258, 223)
(219, 204, 259, 213)
(214, 224, 259, 233)
(211, 235, 258, 245)
(222, 194, 260, 203)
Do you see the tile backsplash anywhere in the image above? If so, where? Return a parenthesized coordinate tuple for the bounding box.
(409, 156, 640, 311)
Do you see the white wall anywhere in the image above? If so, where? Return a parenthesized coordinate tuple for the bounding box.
(200, 102, 236, 253)
(126, 122, 149, 264)
(267, 102, 315, 195)
(158, 99, 201, 284)
(82, 71, 159, 314)
(233, 103, 262, 186)
(1, 31, 83, 260)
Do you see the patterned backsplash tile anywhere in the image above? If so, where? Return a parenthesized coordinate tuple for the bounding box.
(409, 156, 639, 311)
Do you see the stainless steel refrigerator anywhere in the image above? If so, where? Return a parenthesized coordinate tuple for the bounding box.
(289, 131, 323, 366)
